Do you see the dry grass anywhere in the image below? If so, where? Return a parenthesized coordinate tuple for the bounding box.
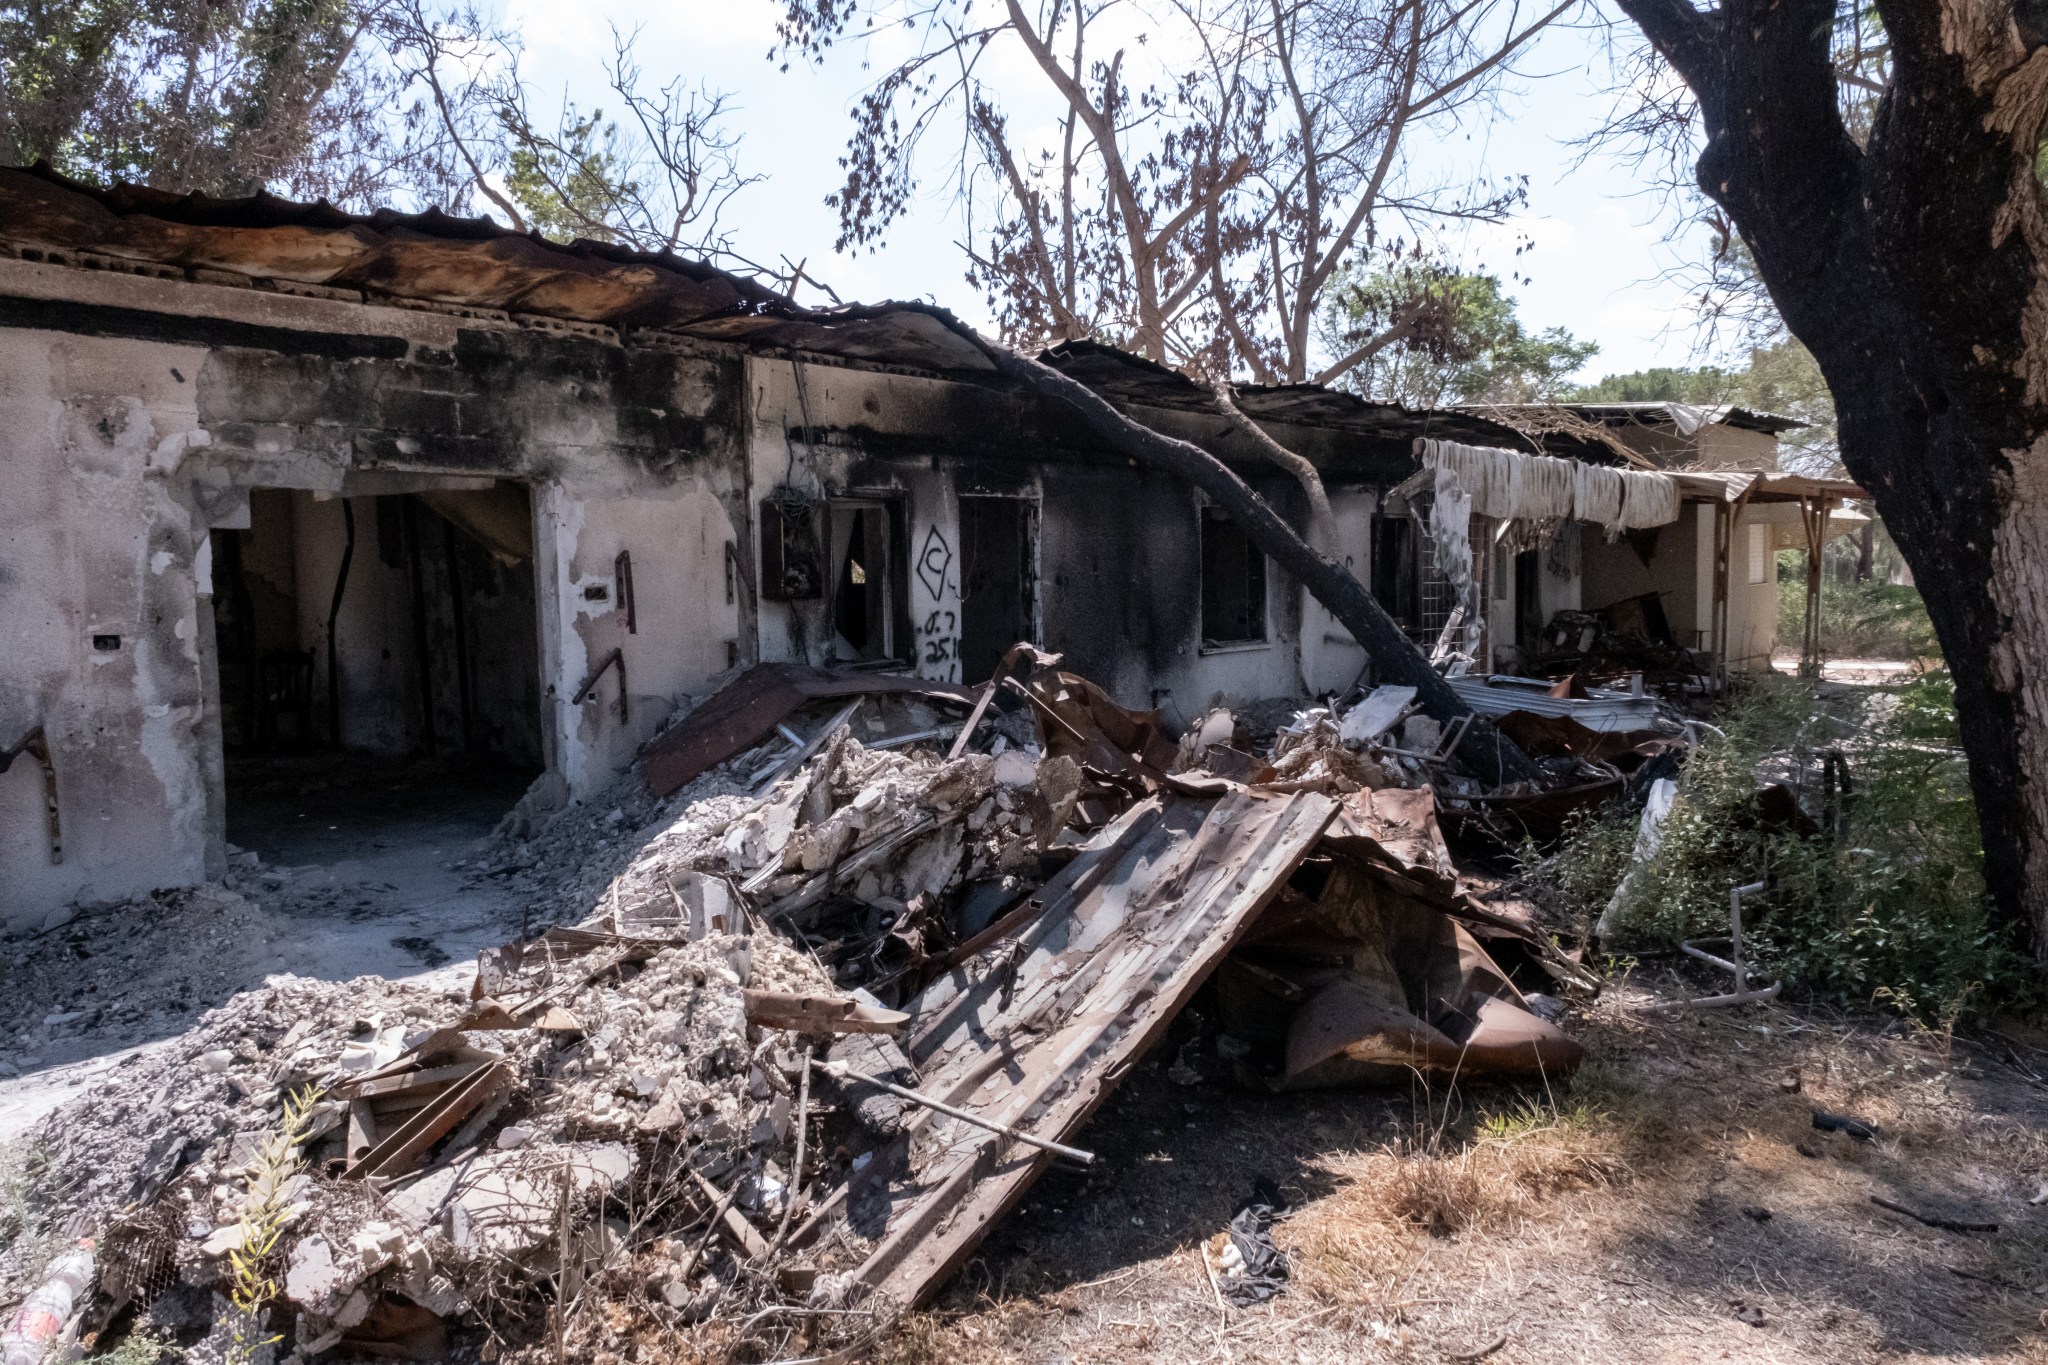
(877, 981, 2048, 1365)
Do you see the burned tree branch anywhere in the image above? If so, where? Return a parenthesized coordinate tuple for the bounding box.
(977, 343, 1540, 785)
(1210, 378, 1332, 526)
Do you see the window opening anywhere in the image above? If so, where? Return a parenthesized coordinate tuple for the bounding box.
(1371, 512, 1419, 633)
(1201, 504, 1267, 646)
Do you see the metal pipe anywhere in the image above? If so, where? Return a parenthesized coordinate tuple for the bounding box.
(1729, 879, 1765, 995)
(1642, 879, 1778, 1014)
(571, 647, 627, 725)
(819, 1060, 1094, 1165)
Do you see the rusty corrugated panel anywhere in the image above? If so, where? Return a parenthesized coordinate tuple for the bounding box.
(848, 787, 1337, 1308)
(639, 664, 977, 797)
(0, 165, 1002, 373)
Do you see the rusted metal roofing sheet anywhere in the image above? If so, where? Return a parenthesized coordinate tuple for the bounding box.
(640, 663, 977, 797)
(849, 787, 1337, 1308)
(0, 164, 999, 373)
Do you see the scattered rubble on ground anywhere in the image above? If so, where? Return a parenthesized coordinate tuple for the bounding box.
(0, 887, 279, 1076)
(3, 648, 1686, 1362)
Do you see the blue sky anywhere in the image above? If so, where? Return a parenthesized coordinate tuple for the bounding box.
(490, 1, 1718, 382)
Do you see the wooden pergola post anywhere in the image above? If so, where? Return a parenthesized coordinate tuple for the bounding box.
(1799, 495, 1831, 678)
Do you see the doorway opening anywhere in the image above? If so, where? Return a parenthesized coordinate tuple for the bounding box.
(958, 496, 1037, 682)
(209, 482, 542, 868)
(1371, 511, 1420, 638)
(824, 499, 908, 665)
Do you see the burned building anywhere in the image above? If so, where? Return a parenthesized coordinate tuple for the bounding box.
(0, 168, 1541, 932)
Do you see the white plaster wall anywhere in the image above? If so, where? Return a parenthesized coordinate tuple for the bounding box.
(1298, 490, 1374, 695)
(539, 480, 742, 797)
(0, 330, 214, 930)
(1727, 503, 1803, 670)
(1695, 425, 1780, 472)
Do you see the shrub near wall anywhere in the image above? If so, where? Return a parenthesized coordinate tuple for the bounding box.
(1527, 673, 2034, 1025)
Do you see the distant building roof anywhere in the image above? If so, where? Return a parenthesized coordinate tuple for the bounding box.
(1037, 339, 1550, 454)
(1461, 400, 1809, 436)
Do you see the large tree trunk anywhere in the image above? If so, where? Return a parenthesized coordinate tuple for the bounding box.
(1617, 0, 2048, 959)
(979, 345, 1541, 786)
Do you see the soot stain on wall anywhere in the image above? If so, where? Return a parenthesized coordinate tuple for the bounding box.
(196, 328, 746, 483)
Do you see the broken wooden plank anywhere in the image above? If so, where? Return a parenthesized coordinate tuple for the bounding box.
(687, 1166, 769, 1259)
(744, 991, 908, 1036)
(335, 1061, 484, 1102)
(344, 1062, 507, 1181)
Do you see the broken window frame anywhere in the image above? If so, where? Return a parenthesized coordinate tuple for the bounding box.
(1199, 497, 1270, 651)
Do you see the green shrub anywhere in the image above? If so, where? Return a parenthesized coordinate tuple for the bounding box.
(1777, 562, 1940, 660)
(1525, 672, 2034, 1024)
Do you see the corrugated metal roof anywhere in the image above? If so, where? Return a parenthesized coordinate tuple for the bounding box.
(1467, 400, 1810, 435)
(854, 787, 1338, 1307)
(1040, 339, 1572, 453)
(1669, 470, 1867, 502)
(0, 163, 1002, 373)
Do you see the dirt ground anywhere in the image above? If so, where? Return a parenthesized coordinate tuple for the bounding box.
(879, 973, 2048, 1365)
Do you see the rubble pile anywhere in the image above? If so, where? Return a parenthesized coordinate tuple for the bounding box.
(1, 653, 1642, 1363)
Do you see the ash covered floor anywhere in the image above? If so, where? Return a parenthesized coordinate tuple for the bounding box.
(0, 756, 542, 1143)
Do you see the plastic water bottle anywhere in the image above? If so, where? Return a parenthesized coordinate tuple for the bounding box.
(2, 1240, 93, 1365)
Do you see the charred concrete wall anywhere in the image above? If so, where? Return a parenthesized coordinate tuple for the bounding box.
(0, 251, 1424, 930)
(0, 327, 218, 924)
(0, 258, 749, 930)
(742, 360, 1337, 724)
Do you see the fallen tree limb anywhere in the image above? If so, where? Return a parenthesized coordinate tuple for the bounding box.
(981, 345, 1540, 785)
(1210, 377, 1332, 529)
(1869, 1195, 1997, 1234)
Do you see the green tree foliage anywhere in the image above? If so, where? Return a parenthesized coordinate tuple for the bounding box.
(0, 0, 444, 204)
(0, 2, 779, 281)
(501, 108, 633, 245)
(1527, 674, 2033, 1024)
(1322, 262, 1597, 406)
